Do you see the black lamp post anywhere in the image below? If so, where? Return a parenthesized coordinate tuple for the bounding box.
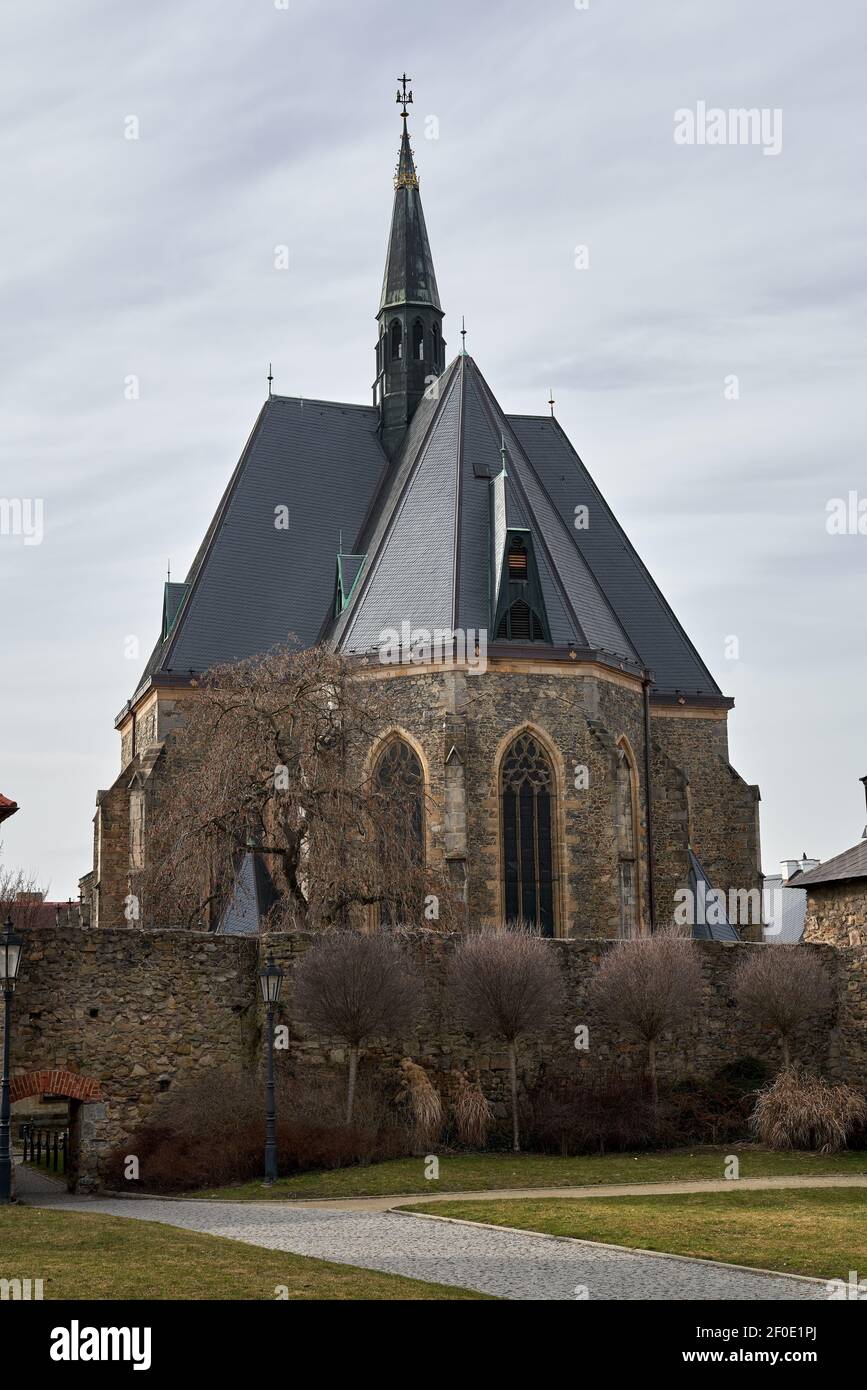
(0, 916, 24, 1204)
(258, 954, 285, 1185)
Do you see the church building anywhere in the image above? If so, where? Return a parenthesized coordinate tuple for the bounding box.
(86, 85, 761, 941)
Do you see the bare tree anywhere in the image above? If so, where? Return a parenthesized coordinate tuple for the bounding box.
(589, 926, 703, 1107)
(292, 931, 422, 1122)
(732, 948, 835, 1070)
(449, 925, 566, 1152)
(136, 643, 462, 930)
(0, 851, 48, 931)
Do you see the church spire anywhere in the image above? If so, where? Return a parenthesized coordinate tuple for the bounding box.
(374, 77, 446, 458)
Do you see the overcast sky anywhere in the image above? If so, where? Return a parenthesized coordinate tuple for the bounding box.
(1, 0, 865, 898)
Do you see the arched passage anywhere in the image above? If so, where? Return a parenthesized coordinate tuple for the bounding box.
(10, 1070, 105, 1193)
(10, 1070, 103, 1104)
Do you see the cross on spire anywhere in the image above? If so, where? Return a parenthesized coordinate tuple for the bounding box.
(396, 73, 413, 118)
(460, 316, 467, 351)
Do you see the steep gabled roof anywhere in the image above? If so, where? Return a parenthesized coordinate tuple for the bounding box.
(330, 354, 648, 672)
(130, 357, 725, 705)
(132, 396, 389, 697)
(508, 415, 721, 695)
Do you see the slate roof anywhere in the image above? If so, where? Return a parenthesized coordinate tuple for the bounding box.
(379, 124, 441, 314)
(688, 848, 741, 942)
(214, 851, 277, 936)
(128, 351, 724, 708)
(130, 397, 389, 698)
(787, 839, 867, 889)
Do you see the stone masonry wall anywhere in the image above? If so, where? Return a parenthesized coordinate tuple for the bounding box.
(4, 925, 863, 1190)
(804, 882, 867, 947)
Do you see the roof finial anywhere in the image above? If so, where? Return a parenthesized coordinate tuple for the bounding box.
(500, 433, 508, 477)
(396, 73, 413, 119)
(167, 559, 171, 583)
(267, 362, 273, 398)
(460, 316, 467, 353)
(548, 386, 555, 417)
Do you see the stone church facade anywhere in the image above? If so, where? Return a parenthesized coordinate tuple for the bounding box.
(84, 93, 761, 941)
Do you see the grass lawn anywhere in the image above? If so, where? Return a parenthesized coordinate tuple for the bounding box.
(197, 1146, 866, 1201)
(0, 1207, 489, 1300)
(407, 1188, 866, 1283)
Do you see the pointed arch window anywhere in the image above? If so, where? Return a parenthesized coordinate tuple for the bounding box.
(412, 319, 425, 360)
(616, 743, 640, 937)
(390, 319, 403, 360)
(373, 737, 424, 924)
(501, 732, 556, 936)
(430, 326, 440, 368)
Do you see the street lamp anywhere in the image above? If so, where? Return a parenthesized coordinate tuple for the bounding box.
(0, 916, 24, 1204)
(257, 954, 285, 1185)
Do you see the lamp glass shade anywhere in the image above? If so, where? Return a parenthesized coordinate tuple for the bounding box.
(0, 922, 23, 988)
(258, 956, 284, 1005)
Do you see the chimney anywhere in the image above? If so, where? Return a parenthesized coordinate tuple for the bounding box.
(780, 856, 818, 883)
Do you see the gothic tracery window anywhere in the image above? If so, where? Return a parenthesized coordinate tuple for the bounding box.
(501, 732, 556, 936)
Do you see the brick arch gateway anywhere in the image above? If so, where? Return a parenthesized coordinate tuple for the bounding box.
(11, 1070, 105, 1193)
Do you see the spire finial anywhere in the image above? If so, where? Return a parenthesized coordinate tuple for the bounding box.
(167, 559, 171, 583)
(500, 433, 508, 477)
(394, 78, 419, 189)
(460, 316, 467, 352)
(548, 386, 555, 417)
(396, 73, 413, 118)
(267, 362, 273, 397)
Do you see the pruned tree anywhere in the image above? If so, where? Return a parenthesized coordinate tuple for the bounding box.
(292, 931, 422, 1122)
(449, 925, 566, 1152)
(732, 948, 835, 1070)
(589, 926, 703, 1107)
(135, 643, 462, 930)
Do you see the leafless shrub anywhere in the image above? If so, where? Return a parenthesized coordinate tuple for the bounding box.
(588, 925, 703, 1107)
(732, 948, 835, 1070)
(449, 924, 566, 1152)
(450, 1070, 493, 1149)
(293, 931, 422, 1122)
(751, 1067, 867, 1153)
(394, 1058, 442, 1150)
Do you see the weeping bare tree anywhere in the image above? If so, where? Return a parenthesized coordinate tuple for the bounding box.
(732, 948, 835, 1071)
(292, 931, 422, 1122)
(449, 925, 566, 1152)
(589, 926, 703, 1107)
(135, 643, 461, 930)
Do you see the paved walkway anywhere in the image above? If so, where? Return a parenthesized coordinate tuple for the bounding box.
(272, 1172, 867, 1213)
(23, 1174, 832, 1301)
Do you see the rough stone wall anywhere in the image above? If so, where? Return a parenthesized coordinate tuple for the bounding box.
(92, 784, 131, 930)
(6, 925, 862, 1190)
(368, 666, 651, 937)
(804, 882, 867, 947)
(96, 668, 758, 941)
(651, 710, 761, 940)
(264, 932, 859, 1104)
(7, 927, 257, 1188)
